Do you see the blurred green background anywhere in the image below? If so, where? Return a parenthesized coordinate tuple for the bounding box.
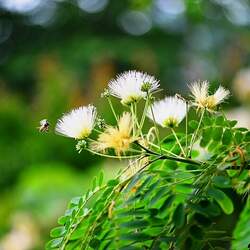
(0, 0, 249, 249)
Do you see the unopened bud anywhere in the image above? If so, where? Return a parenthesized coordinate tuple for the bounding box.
(97, 118, 106, 129)
(141, 82, 152, 93)
(101, 89, 110, 98)
(76, 140, 87, 153)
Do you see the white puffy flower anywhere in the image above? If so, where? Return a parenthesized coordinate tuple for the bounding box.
(189, 81, 230, 111)
(108, 70, 160, 105)
(212, 86, 230, 106)
(147, 96, 187, 128)
(55, 105, 97, 139)
(189, 80, 209, 108)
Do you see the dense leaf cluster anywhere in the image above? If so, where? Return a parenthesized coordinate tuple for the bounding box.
(47, 114, 249, 250)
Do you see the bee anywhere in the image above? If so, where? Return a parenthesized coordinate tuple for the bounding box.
(38, 119, 50, 132)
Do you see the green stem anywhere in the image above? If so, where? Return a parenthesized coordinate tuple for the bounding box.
(189, 109, 205, 157)
(148, 142, 179, 157)
(158, 154, 201, 166)
(86, 148, 141, 159)
(133, 102, 144, 138)
(185, 101, 189, 156)
(171, 128, 186, 157)
(149, 97, 162, 153)
(139, 96, 149, 131)
(130, 104, 136, 137)
(134, 141, 159, 156)
(135, 141, 201, 166)
(107, 97, 118, 122)
(93, 128, 102, 133)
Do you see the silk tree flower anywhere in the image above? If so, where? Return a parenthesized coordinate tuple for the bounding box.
(108, 70, 160, 105)
(91, 112, 134, 155)
(55, 105, 97, 139)
(147, 96, 187, 128)
(189, 81, 230, 112)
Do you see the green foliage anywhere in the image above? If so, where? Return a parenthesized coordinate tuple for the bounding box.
(232, 200, 250, 250)
(46, 112, 249, 249)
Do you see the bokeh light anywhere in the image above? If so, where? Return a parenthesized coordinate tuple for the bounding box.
(119, 11, 152, 36)
(0, 0, 41, 13)
(77, 0, 109, 13)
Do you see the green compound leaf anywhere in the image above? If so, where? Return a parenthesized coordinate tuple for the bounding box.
(222, 128, 233, 145)
(207, 188, 234, 215)
(212, 176, 231, 188)
(92, 176, 97, 190)
(46, 237, 63, 249)
(173, 203, 185, 228)
(50, 226, 66, 238)
(107, 179, 119, 187)
(89, 238, 101, 249)
(229, 120, 237, 127)
(149, 187, 168, 208)
(189, 225, 204, 240)
(232, 200, 250, 250)
(202, 115, 214, 126)
(121, 220, 149, 229)
(215, 116, 225, 126)
(245, 131, 250, 142)
(159, 195, 175, 210)
(120, 233, 152, 241)
(200, 127, 213, 147)
(234, 131, 243, 144)
(57, 215, 69, 225)
(98, 170, 104, 186)
(136, 175, 153, 193)
(70, 225, 86, 240)
(189, 120, 199, 130)
(193, 213, 212, 227)
(212, 127, 223, 141)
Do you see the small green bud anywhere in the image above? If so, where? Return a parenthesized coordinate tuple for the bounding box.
(101, 89, 110, 98)
(76, 140, 87, 153)
(149, 95, 155, 102)
(97, 118, 106, 129)
(141, 82, 152, 92)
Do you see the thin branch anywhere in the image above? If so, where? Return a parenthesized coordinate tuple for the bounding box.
(171, 128, 186, 157)
(107, 97, 118, 122)
(189, 109, 205, 156)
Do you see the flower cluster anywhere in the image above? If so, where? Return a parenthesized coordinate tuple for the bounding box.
(53, 71, 229, 157)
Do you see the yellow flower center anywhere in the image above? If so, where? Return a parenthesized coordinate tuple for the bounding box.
(76, 128, 91, 139)
(205, 96, 216, 110)
(121, 95, 141, 105)
(196, 96, 216, 111)
(163, 117, 178, 128)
